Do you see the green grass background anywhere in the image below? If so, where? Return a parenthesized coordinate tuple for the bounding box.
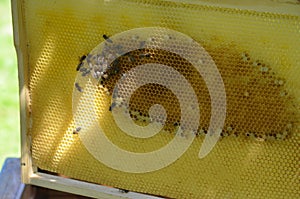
(0, 0, 20, 168)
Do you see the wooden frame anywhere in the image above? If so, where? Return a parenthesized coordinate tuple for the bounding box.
(11, 0, 31, 186)
(11, 0, 299, 198)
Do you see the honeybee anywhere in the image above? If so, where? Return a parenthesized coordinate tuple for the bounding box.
(73, 127, 81, 134)
(118, 189, 129, 193)
(76, 55, 87, 71)
(109, 102, 117, 111)
(139, 53, 151, 58)
(75, 83, 83, 92)
(127, 53, 135, 62)
(103, 34, 113, 43)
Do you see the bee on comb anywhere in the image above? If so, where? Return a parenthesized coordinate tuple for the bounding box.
(103, 34, 113, 43)
(75, 82, 83, 92)
(76, 54, 87, 71)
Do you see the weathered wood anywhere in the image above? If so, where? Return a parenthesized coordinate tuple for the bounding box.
(0, 158, 24, 199)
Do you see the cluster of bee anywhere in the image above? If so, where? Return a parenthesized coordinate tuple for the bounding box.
(73, 36, 295, 142)
(74, 35, 119, 91)
(73, 34, 153, 134)
(74, 35, 152, 92)
(74, 35, 117, 132)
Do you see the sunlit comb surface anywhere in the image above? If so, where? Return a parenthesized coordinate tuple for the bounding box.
(21, 0, 300, 198)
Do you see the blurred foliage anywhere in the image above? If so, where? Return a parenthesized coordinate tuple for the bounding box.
(0, 0, 20, 168)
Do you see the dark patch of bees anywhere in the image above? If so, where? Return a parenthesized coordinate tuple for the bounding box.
(75, 35, 298, 142)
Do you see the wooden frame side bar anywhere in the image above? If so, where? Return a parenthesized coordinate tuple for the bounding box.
(11, 0, 33, 184)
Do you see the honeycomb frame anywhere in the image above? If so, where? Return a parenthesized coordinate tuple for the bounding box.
(13, 0, 300, 198)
